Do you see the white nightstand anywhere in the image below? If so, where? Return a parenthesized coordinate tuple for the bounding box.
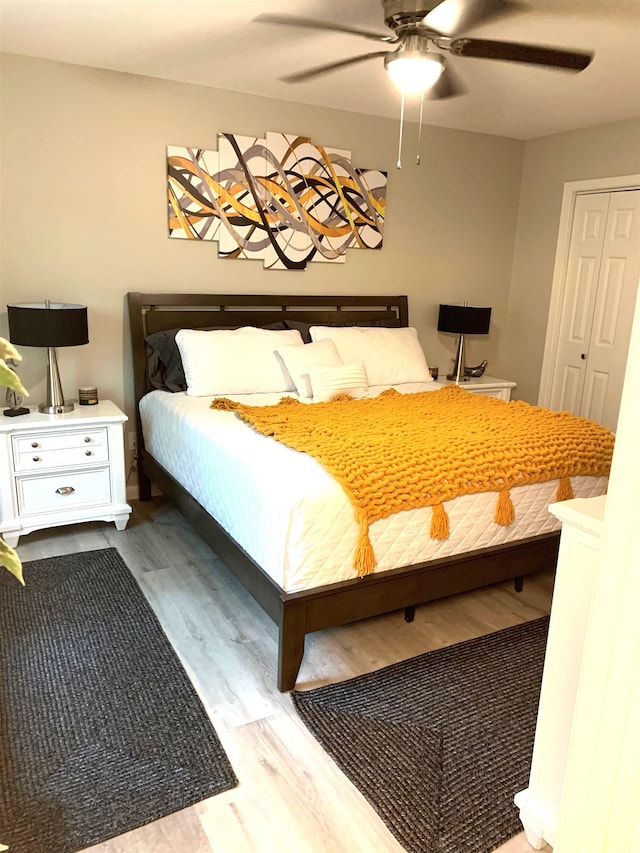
(441, 375, 517, 401)
(0, 400, 131, 547)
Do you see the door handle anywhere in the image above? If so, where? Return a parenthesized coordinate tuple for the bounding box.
(55, 486, 76, 496)
(580, 353, 587, 360)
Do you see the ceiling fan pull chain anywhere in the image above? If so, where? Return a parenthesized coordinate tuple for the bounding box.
(396, 92, 405, 169)
(416, 91, 425, 165)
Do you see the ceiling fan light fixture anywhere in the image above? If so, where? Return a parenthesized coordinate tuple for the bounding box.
(385, 50, 444, 95)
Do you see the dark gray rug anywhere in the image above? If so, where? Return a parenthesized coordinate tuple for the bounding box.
(0, 548, 238, 853)
(292, 616, 549, 853)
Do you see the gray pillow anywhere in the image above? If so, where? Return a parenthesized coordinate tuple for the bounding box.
(281, 318, 399, 345)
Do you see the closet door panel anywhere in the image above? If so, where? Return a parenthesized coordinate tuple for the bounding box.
(580, 190, 640, 431)
(548, 193, 608, 415)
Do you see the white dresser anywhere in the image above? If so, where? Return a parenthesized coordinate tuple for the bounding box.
(0, 400, 131, 547)
(441, 374, 517, 401)
(514, 494, 606, 849)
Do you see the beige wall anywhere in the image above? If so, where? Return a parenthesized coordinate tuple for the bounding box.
(1, 54, 638, 432)
(0, 53, 523, 445)
(497, 118, 640, 402)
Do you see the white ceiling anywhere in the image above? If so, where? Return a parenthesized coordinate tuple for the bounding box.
(1, 0, 640, 139)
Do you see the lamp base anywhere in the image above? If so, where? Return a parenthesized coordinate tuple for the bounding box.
(38, 401, 75, 414)
(40, 346, 75, 414)
(447, 333, 469, 384)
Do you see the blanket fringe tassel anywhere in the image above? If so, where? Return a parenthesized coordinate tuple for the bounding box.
(210, 398, 239, 412)
(555, 476, 574, 502)
(495, 489, 515, 526)
(354, 511, 376, 577)
(430, 503, 449, 540)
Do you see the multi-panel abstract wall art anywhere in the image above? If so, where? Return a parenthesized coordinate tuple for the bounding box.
(167, 132, 387, 270)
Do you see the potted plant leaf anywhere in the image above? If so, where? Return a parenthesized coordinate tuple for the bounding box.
(0, 337, 27, 851)
(0, 336, 26, 585)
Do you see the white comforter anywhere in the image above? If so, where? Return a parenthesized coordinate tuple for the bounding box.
(140, 385, 608, 592)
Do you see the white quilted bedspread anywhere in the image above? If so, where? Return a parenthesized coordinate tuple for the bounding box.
(140, 386, 608, 593)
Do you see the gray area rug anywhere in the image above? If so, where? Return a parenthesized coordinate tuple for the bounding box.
(0, 548, 238, 853)
(292, 616, 549, 853)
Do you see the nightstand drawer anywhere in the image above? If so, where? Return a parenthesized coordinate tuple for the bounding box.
(442, 376, 516, 402)
(12, 428, 108, 471)
(13, 428, 107, 455)
(16, 468, 112, 515)
(469, 388, 509, 400)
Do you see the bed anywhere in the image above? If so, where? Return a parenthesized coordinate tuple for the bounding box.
(127, 293, 610, 691)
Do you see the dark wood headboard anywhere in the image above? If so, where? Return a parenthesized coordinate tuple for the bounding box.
(127, 291, 408, 408)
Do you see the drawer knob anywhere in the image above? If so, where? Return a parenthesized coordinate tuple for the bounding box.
(55, 486, 76, 496)
(84, 436, 92, 443)
(31, 441, 39, 449)
(85, 450, 93, 456)
(32, 455, 41, 462)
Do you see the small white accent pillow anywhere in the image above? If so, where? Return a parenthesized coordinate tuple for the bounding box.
(309, 326, 432, 386)
(175, 327, 304, 396)
(308, 362, 369, 402)
(276, 339, 343, 398)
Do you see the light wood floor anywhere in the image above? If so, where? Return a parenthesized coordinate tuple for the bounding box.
(15, 498, 553, 853)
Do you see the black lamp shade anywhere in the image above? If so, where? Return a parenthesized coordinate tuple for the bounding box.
(8, 303, 89, 348)
(437, 304, 491, 335)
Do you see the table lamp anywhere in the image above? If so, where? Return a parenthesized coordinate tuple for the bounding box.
(437, 303, 492, 383)
(7, 301, 89, 414)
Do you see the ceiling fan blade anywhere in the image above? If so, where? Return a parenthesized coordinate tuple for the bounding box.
(449, 38, 593, 71)
(424, 0, 527, 38)
(280, 51, 391, 84)
(253, 14, 393, 43)
(425, 64, 467, 100)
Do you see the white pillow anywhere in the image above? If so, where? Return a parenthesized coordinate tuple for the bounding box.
(308, 362, 369, 402)
(175, 326, 303, 396)
(309, 326, 432, 386)
(276, 338, 343, 398)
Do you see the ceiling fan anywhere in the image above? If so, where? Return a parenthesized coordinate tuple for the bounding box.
(254, 0, 594, 102)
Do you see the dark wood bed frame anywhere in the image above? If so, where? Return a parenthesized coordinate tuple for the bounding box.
(127, 292, 559, 691)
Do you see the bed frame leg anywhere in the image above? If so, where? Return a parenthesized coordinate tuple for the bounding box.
(138, 469, 152, 502)
(404, 605, 416, 622)
(278, 603, 306, 692)
(514, 576, 524, 593)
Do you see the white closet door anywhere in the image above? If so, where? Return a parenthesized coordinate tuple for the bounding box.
(548, 193, 608, 417)
(580, 190, 640, 431)
(548, 190, 640, 432)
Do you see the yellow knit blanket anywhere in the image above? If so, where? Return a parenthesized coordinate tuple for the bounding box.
(211, 386, 614, 576)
